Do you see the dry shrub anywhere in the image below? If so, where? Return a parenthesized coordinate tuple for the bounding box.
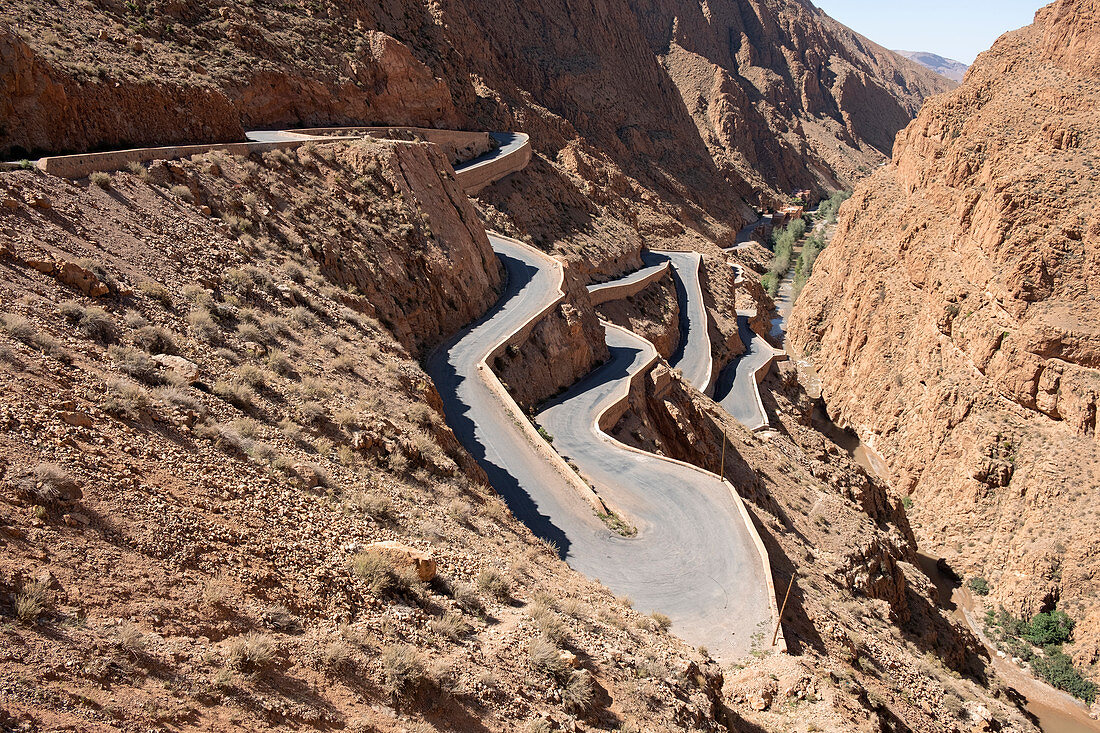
(225, 633, 277, 674)
(350, 552, 408, 596)
(132, 325, 177, 354)
(108, 344, 162, 384)
(562, 669, 594, 713)
(430, 612, 471, 642)
(267, 349, 294, 376)
(528, 634, 565, 678)
(453, 582, 485, 616)
(169, 184, 194, 203)
(15, 581, 50, 625)
(346, 490, 392, 522)
(298, 401, 327, 425)
(213, 380, 255, 411)
(117, 622, 145, 654)
(237, 364, 267, 389)
(16, 464, 81, 505)
(651, 611, 672, 632)
(321, 640, 352, 675)
(187, 308, 222, 345)
(89, 171, 111, 189)
(477, 569, 511, 601)
(103, 377, 151, 419)
(380, 643, 426, 694)
(136, 280, 172, 306)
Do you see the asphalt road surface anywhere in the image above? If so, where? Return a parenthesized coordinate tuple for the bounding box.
(428, 237, 771, 659)
(642, 250, 714, 395)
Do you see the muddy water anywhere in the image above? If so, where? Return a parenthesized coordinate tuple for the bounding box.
(771, 234, 1099, 732)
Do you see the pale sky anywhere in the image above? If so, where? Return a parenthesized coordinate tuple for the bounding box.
(812, 0, 1047, 64)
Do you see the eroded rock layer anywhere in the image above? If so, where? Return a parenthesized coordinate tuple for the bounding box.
(790, 0, 1100, 671)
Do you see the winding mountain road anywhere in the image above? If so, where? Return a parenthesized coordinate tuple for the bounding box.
(712, 315, 777, 432)
(643, 250, 714, 395)
(26, 125, 778, 658)
(427, 235, 773, 659)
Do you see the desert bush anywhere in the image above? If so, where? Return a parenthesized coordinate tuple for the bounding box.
(132, 325, 176, 354)
(103, 377, 151, 419)
(562, 669, 594, 713)
(169, 184, 194, 203)
(524, 720, 553, 733)
(261, 315, 292, 339)
(298, 401, 327, 425)
(126, 160, 150, 179)
(380, 643, 426, 694)
(351, 552, 408, 596)
(117, 622, 145, 654)
(528, 634, 565, 678)
(213, 380, 255, 411)
(15, 581, 51, 625)
(89, 171, 111, 189)
(236, 322, 266, 344)
(267, 349, 294, 376)
(225, 633, 277, 675)
(75, 305, 116, 343)
(321, 640, 352, 675)
(237, 364, 267, 389)
(187, 308, 222, 345)
(431, 612, 471, 642)
(106, 344, 160, 383)
(453, 582, 485, 616)
(195, 421, 255, 455)
(477, 569, 511, 601)
(651, 612, 672, 632)
(346, 490, 392, 522)
(529, 602, 568, 645)
(289, 306, 316, 328)
(124, 312, 150, 330)
(15, 464, 80, 507)
(135, 279, 172, 306)
(0, 313, 36, 342)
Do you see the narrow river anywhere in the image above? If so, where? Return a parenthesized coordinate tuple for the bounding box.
(768, 226, 1099, 733)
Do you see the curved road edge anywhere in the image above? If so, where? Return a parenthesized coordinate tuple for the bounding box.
(475, 232, 613, 519)
(591, 320, 786, 653)
(645, 249, 715, 395)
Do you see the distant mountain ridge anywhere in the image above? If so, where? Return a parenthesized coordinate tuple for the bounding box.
(894, 50, 969, 82)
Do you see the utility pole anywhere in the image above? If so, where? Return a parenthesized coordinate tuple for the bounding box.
(773, 573, 795, 647)
(718, 433, 726, 482)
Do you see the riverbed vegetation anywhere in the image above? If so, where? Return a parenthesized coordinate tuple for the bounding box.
(761, 217, 806, 296)
(984, 606, 1097, 703)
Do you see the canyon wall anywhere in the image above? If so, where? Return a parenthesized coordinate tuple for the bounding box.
(790, 0, 1100, 671)
(3, 0, 948, 274)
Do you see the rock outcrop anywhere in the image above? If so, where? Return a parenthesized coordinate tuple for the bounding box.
(790, 0, 1100, 671)
(3, 0, 948, 279)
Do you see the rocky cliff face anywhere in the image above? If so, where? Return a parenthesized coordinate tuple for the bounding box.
(3, 0, 947, 269)
(790, 0, 1100, 672)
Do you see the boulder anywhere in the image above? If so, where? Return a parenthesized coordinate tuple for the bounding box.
(151, 354, 200, 384)
(364, 540, 436, 581)
(56, 260, 109, 297)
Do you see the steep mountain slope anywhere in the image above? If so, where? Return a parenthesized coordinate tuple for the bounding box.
(790, 0, 1100, 678)
(895, 50, 969, 82)
(2, 0, 948, 271)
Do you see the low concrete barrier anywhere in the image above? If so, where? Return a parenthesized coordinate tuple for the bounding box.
(586, 261, 671, 306)
(32, 126, 498, 180)
(457, 136, 532, 195)
(480, 233, 613, 519)
(35, 139, 333, 179)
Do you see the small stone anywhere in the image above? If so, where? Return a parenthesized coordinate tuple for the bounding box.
(2, 197, 19, 210)
(59, 411, 93, 429)
(32, 196, 51, 209)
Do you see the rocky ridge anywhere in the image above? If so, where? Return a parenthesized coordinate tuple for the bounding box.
(790, 0, 1100, 681)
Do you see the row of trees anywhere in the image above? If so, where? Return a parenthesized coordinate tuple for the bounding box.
(758, 190, 851, 298)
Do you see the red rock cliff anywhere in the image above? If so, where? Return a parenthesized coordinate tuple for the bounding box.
(789, 0, 1100, 670)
